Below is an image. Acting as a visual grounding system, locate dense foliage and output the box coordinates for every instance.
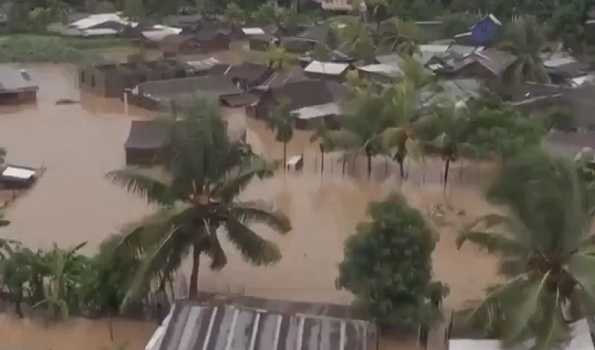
[337,194,447,329]
[458,150,595,349]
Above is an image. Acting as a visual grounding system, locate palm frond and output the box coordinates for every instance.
[456,230,526,256]
[213,157,276,203]
[106,169,175,206]
[229,201,291,234]
[224,217,281,266]
[530,289,568,350]
[568,252,595,303]
[204,221,227,270]
[322,130,363,151]
[379,127,407,151]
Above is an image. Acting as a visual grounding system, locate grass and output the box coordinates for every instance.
[0,34,135,64]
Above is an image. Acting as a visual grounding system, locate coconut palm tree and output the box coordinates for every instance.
[108,99,291,302]
[265,45,296,71]
[267,99,295,170]
[457,150,595,349]
[500,16,550,90]
[377,18,420,56]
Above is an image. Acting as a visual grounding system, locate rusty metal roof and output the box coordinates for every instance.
[155,301,377,350]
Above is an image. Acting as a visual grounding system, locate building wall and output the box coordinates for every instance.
[0,90,37,104]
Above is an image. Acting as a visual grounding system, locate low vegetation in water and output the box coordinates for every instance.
[0,35,130,64]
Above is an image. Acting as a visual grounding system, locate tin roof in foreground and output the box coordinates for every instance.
[148,299,377,350]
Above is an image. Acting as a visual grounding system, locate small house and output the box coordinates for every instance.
[125,120,170,165]
[160,30,230,56]
[357,64,403,83]
[141,25,183,46]
[0,165,38,189]
[281,37,318,54]
[79,60,195,98]
[248,34,277,51]
[470,14,502,46]
[254,80,347,129]
[0,67,38,104]
[128,75,244,110]
[145,296,378,350]
[543,56,589,86]
[304,60,350,81]
[67,12,133,37]
[224,62,273,90]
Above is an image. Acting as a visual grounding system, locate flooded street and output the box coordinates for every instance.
[0,64,500,349]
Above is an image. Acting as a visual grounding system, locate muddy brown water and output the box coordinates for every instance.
[0,63,500,349]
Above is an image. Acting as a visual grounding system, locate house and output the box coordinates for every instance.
[254,65,309,91]
[304,61,350,81]
[414,44,450,65]
[248,34,277,51]
[160,30,231,56]
[0,165,38,189]
[241,27,266,36]
[449,318,594,350]
[281,36,319,54]
[543,56,590,86]
[253,79,347,129]
[79,60,195,98]
[224,62,273,90]
[428,48,517,81]
[357,63,403,83]
[141,25,183,46]
[145,296,378,350]
[162,14,202,32]
[125,120,170,165]
[128,75,244,110]
[66,12,134,37]
[0,67,38,104]
[470,14,502,46]
[421,78,482,109]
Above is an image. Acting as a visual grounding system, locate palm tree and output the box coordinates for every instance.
[457,150,595,349]
[377,18,420,56]
[500,16,550,90]
[265,45,296,71]
[108,99,291,302]
[267,99,295,170]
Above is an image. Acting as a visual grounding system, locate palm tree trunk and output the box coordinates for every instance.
[398,159,405,179]
[14,292,23,318]
[366,153,372,178]
[283,142,287,173]
[320,149,325,175]
[443,158,451,192]
[188,242,201,299]
[342,158,346,176]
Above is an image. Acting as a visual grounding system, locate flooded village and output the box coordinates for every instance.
[1,1,595,350]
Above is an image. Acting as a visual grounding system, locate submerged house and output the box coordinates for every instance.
[469,14,502,46]
[79,60,195,98]
[160,29,231,56]
[428,48,517,82]
[224,62,273,90]
[0,67,38,104]
[304,61,350,81]
[145,296,378,350]
[0,165,38,189]
[356,63,403,84]
[125,120,170,165]
[128,75,244,110]
[543,56,590,86]
[66,12,134,37]
[253,79,347,129]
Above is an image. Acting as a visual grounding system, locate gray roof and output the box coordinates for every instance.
[153,300,377,350]
[137,76,242,108]
[0,67,38,93]
[125,120,170,150]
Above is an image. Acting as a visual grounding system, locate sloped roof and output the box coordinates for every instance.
[305,61,349,76]
[258,66,308,90]
[151,300,377,350]
[125,120,170,150]
[271,80,347,110]
[70,13,132,30]
[137,76,241,106]
[357,64,403,79]
[225,62,272,85]
[0,67,38,93]
[449,319,593,350]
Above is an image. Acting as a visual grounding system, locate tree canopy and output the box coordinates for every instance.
[337,194,447,329]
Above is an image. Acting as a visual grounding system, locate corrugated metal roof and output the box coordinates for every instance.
[292,102,341,120]
[0,67,38,93]
[154,302,376,350]
[305,61,349,76]
[449,319,593,350]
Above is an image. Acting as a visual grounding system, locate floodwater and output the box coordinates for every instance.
[0,63,501,349]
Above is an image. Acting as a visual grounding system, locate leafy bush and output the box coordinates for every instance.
[0,35,106,64]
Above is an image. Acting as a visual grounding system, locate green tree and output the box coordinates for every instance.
[224,2,245,28]
[267,100,295,169]
[265,46,296,70]
[251,2,277,26]
[123,0,145,21]
[457,150,595,349]
[500,16,550,90]
[0,239,34,317]
[107,99,291,302]
[377,18,420,56]
[337,194,447,328]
